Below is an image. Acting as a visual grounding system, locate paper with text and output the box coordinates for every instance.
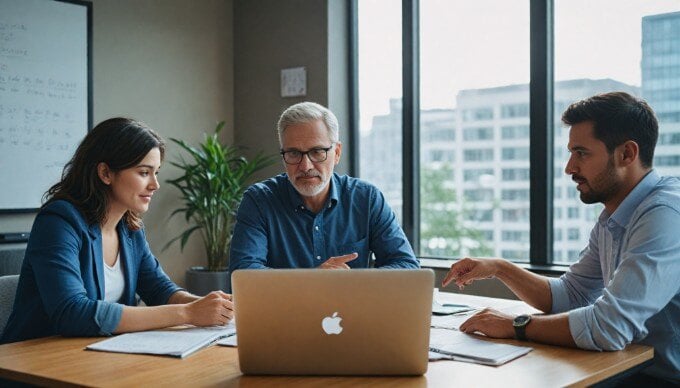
[86,324,236,358]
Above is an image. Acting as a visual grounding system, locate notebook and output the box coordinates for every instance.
[232,269,434,376]
[86,324,236,358]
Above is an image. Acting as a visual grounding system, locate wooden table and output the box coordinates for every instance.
[0,294,653,387]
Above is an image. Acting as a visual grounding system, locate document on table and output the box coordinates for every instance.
[216,334,237,347]
[429,328,532,365]
[430,313,472,330]
[86,323,236,358]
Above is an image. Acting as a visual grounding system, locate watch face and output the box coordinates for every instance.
[513,315,530,327]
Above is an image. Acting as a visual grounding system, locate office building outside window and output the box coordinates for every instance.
[357,1,679,264]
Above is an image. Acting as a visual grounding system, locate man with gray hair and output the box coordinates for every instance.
[229,102,419,271]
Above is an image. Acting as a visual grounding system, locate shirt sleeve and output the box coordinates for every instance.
[549,223,605,314]
[367,187,419,269]
[229,190,271,272]
[567,205,680,351]
[28,212,122,337]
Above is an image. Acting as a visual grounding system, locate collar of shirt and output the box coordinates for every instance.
[603,170,661,227]
[284,172,340,212]
[598,169,661,229]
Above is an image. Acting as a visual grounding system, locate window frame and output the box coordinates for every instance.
[349,0,560,267]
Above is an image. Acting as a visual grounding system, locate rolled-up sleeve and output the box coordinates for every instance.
[550,224,605,314]
[94,301,123,335]
[567,205,680,351]
[548,277,571,314]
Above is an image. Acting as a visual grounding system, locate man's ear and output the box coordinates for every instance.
[97,162,113,185]
[618,140,639,167]
[334,142,342,165]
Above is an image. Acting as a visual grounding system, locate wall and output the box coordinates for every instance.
[233,0,350,179]
[0,0,234,285]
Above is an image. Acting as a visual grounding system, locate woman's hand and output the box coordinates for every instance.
[184,291,234,326]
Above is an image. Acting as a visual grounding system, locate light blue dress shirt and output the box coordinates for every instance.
[548,170,680,382]
[229,173,419,272]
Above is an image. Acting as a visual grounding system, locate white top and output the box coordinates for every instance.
[104,252,125,303]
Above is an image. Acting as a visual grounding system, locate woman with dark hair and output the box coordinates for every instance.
[1,118,234,344]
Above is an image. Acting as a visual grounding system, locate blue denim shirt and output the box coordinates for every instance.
[548,170,680,382]
[229,173,418,272]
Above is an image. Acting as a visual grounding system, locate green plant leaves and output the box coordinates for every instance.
[164,121,276,271]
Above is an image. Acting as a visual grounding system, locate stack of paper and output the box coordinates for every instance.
[86,324,236,359]
[429,328,532,365]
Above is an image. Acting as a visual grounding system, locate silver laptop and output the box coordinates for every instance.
[232,269,434,376]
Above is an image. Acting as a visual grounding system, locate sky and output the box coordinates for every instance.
[358,0,680,132]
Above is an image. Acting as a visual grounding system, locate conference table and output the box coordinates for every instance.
[0,293,653,387]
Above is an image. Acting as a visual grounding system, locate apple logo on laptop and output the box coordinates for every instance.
[322,312,343,335]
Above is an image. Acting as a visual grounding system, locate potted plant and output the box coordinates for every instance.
[165,122,274,295]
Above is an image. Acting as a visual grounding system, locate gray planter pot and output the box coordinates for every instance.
[185,266,230,296]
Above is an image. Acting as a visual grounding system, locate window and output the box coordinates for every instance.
[501,103,529,118]
[462,108,494,122]
[464,149,494,162]
[355,0,680,266]
[501,125,530,139]
[464,188,494,202]
[553,0,680,263]
[567,228,580,241]
[463,127,494,141]
[555,228,563,241]
[464,168,494,181]
[502,230,530,243]
[501,147,530,161]
[502,168,530,181]
[426,149,455,163]
[502,208,530,223]
[567,207,580,219]
[656,155,680,166]
[465,209,494,222]
[659,132,680,145]
[501,189,530,201]
[357,0,403,221]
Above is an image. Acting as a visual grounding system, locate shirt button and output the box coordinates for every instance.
[316,256,321,260]
[315,226,319,231]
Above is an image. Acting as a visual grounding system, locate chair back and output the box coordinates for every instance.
[0,275,19,336]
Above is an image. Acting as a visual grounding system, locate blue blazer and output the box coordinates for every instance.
[1,200,181,344]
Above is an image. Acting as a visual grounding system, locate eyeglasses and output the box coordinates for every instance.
[280,144,335,165]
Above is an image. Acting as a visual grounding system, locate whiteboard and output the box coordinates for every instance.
[0,0,91,211]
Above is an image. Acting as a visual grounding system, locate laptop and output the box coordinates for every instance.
[232,269,434,376]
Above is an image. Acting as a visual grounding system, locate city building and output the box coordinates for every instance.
[642,11,680,177]
[362,79,639,263]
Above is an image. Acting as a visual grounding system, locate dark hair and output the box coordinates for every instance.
[561,91,658,168]
[44,117,165,230]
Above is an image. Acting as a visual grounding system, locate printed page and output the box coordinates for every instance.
[429,328,532,366]
[86,324,236,358]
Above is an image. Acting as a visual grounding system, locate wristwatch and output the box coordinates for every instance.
[513,314,532,341]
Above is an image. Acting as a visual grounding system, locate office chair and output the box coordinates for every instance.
[0,275,19,336]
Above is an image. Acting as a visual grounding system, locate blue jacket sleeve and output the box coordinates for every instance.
[28,211,122,337]
[368,188,419,269]
[229,190,271,272]
[133,228,182,305]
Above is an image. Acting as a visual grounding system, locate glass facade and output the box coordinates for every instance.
[358,1,680,264]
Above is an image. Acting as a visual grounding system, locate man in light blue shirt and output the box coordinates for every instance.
[442,92,679,384]
[230,102,418,272]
